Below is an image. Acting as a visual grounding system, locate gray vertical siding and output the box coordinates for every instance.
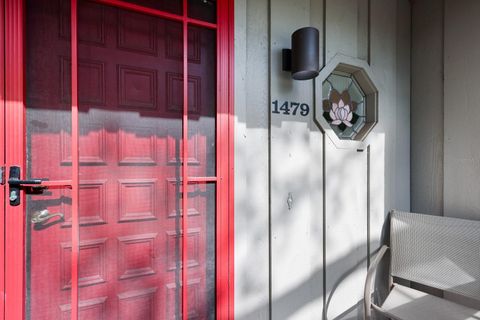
[234,0,270,318]
[411,0,480,221]
[270,0,323,318]
[411,0,444,216]
[235,0,411,318]
[443,0,480,220]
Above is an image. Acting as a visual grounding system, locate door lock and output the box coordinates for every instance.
[8,166,47,206]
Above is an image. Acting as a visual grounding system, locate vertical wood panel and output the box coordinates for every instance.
[395,0,411,212]
[368,4,411,305]
[322,1,372,319]
[444,0,480,220]
[324,141,368,319]
[270,0,324,318]
[233,0,270,318]
[325,0,369,63]
[411,0,444,215]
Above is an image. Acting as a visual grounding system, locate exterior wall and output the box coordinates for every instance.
[270,1,323,318]
[235,0,411,318]
[443,0,480,220]
[411,0,480,221]
[411,0,480,305]
[234,0,271,318]
[411,0,444,215]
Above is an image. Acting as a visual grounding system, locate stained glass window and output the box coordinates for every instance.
[322,72,366,140]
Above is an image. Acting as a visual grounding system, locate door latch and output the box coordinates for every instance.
[8,166,46,206]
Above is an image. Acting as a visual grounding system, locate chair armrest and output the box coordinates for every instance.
[364,245,389,320]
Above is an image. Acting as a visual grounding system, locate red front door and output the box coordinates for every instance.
[3,1,233,319]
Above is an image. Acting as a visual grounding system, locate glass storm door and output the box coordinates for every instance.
[3,0,233,319]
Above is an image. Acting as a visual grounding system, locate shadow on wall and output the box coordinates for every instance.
[236,244,378,320]
[235,112,388,319]
[237,216,390,320]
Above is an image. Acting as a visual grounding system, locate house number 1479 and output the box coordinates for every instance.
[271,100,310,116]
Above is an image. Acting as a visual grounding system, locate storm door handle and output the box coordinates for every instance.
[7,166,48,206]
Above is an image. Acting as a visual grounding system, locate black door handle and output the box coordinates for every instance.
[8,166,47,206]
[8,178,43,185]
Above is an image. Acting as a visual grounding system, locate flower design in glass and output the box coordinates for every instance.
[323,72,366,140]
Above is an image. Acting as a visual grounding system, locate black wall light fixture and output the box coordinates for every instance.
[282,27,319,80]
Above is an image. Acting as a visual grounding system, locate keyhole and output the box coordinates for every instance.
[9,190,18,201]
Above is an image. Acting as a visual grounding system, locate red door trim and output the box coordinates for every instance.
[4,0,26,319]
[227,0,235,315]
[181,0,190,318]
[0,0,5,317]
[3,0,235,318]
[95,0,217,29]
[70,1,80,318]
[216,0,235,318]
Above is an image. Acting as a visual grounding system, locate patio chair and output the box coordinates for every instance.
[364,210,480,320]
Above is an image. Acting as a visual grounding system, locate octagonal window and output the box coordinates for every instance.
[322,72,365,139]
[320,64,377,141]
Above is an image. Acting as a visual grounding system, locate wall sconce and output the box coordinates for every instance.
[282,27,319,80]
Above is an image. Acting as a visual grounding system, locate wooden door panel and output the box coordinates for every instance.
[25,0,216,319]
[187,26,216,178]
[60,124,108,165]
[60,180,108,227]
[59,296,108,320]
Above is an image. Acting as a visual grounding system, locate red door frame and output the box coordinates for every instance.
[0,0,5,318]
[4,1,25,320]
[2,0,234,319]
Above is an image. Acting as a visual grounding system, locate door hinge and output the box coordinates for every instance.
[0,166,5,185]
